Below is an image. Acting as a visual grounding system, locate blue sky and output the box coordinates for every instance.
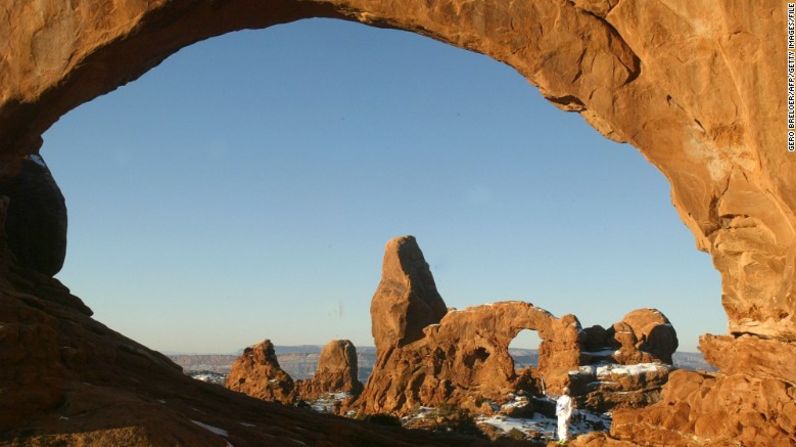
[42,18,723,353]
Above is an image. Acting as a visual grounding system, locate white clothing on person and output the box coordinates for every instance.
[556,393,574,442]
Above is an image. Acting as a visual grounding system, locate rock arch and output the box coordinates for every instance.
[1,1,792,445]
[2,1,792,342]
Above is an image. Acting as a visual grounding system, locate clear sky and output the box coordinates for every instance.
[42,18,723,353]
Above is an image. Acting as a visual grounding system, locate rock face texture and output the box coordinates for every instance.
[296,339,363,400]
[0,154,66,276]
[612,369,796,447]
[0,1,792,445]
[225,340,297,405]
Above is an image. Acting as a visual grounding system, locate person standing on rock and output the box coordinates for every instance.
[556,387,574,444]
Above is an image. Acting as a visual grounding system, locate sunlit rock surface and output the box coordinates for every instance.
[225,339,297,405]
[357,236,677,418]
[568,363,673,412]
[296,339,363,401]
[370,236,448,354]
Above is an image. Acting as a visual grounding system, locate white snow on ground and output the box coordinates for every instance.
[190,420,229,437]
[193,374,221,383]
[308,392,351,413]
[476,414,555,436]
[187,371,226,385]
[399,395,610,442]
[575,362,671,378]
[240,422,256,428]
[499,395,529,411]
[400,406,436,423]
[476,409,610,441]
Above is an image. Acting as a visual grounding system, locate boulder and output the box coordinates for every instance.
[0,154,66,276]
[225,340,296,405]
[615,308,678,364]
[581,309,678,365]
[296,339,363,400]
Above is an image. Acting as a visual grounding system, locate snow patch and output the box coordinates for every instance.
[307,392,351,414]
[401,406,436,423]
[476,409,610,440]
[573,362,670,379]
[500,396,529,411]
[190,420,229,437]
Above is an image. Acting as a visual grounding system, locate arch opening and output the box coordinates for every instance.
[38,21,720,358]
[508,329,541,373]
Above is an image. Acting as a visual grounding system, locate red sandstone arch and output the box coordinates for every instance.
[2,0,792,343]
[1,1,793,445]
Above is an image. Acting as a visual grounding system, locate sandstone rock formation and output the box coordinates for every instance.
[568,363,673,412]
[580,309,678,365]
[296,339,364,400]
[3,0,791,345]
[612,369,796,447]
[615,309,678,364]
[567,310,678,413]
[225,339,297,405]
[359,236,677,417]
[224,338,364,414]
[370,236,448,353]
[0,154,66,276]
[358,236,584,415]
[361,300,585,415]
[0,1,792,445]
